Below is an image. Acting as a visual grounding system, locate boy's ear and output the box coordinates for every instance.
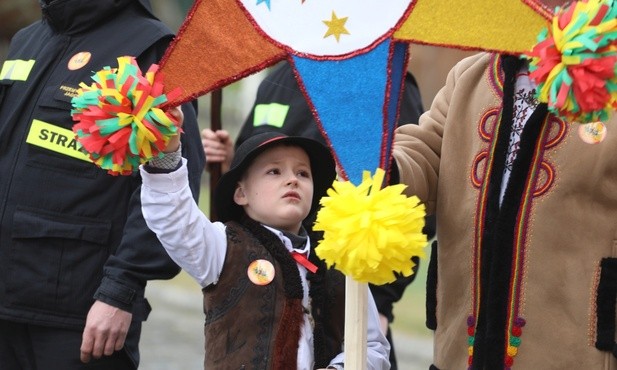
[233,184,248,206]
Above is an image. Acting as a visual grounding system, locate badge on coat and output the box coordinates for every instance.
[247,259,275,285]
[68,52,91,71]
[578,121,606,144]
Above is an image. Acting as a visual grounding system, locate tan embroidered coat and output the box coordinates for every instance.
[393,52,617,370]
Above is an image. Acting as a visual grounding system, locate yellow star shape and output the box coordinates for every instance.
[323,11,350,42]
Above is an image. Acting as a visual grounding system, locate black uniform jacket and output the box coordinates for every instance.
[0,0,204,365]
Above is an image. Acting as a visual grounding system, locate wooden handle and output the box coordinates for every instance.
[209,89,223,221]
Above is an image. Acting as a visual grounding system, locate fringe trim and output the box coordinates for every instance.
[273,299,304,369]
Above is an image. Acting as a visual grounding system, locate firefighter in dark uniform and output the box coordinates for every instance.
[0,0,204,369]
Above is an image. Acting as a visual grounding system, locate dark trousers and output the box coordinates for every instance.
[0,319,133,370]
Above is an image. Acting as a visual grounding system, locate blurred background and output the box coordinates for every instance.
[0,1,476,368]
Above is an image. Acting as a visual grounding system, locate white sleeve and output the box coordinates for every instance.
[140,159,227,287]
[366,291,391,370]
[328,287,391,370]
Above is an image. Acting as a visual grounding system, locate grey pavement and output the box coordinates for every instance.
[140,278,433,370]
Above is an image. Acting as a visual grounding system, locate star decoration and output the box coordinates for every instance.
[256,0,271,10]
[158,0,549,104]
[323,11,350,42]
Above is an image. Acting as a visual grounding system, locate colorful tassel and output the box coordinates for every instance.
[314,168,427,285]
[71,56,181,175]
[526,0,617,123]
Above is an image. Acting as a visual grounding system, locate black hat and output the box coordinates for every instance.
[214,132,336,223]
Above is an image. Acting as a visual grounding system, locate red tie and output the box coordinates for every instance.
[290,251,318,273]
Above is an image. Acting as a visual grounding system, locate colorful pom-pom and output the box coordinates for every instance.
[71,56,181,175]
[313,168,427,284]
[526,0,617,123]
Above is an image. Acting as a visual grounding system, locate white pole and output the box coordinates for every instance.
[344,277,368,370]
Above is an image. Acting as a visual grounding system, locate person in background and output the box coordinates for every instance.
[142,130,390,369]
[392,0,617,368]
[203,60,435,370]
[0,0,204,369]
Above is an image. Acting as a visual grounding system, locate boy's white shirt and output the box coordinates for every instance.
[140,159,390,370]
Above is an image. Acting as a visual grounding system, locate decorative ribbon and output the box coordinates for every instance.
[290,251,318,273]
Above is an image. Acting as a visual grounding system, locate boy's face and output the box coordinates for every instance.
[234,145,314,234]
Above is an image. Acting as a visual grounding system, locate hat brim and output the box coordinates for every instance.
[213,134,336,223]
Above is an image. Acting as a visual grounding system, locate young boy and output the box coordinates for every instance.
[140,126,390,369]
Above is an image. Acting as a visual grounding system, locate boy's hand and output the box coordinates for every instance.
[164,106,183,153]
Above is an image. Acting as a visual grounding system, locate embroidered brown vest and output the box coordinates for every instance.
[202,219,345,370]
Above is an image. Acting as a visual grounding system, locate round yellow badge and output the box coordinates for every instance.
[247,259,275,286]
[68,51,92,71]
[578,121,606,144]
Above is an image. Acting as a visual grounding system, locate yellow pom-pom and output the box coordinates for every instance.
[314,168,427,284]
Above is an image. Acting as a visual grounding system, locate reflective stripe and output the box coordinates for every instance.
[26,119,91,162]
[253,103,289,128]
[0,59,35,81]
